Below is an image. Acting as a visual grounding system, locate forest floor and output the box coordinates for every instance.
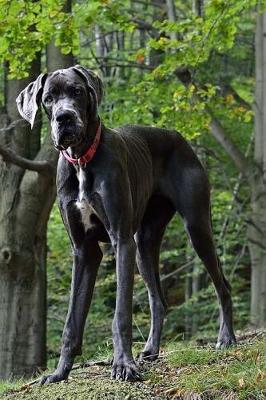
[1,331,265,400]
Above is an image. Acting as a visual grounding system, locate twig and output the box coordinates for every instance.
[20,378,40,388]
[21,359,111,390]
[71,359,111,371]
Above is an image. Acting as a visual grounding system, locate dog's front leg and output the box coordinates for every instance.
[97,169,140,381]
[111,237,140,381]
[41,241,102,384]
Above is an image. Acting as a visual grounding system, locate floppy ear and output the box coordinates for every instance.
[16,73,47,129]
[72,65,104,117]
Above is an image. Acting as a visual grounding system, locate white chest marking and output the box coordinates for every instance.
[76,168,97,231]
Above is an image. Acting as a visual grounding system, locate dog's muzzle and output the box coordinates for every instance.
[53,110,83,150]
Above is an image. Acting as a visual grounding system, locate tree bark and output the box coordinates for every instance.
[248,178,266,328]
[193,0,204,17]
[148,0,167,67]
[166,0,178,41]
[185,264,192,337]
[248,12,266,328]
[0,57,55,379]
[0,0,74,378]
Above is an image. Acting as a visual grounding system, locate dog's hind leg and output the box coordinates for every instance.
[184,216,236,347]
[167,162,236,348]
[135,196,175,361]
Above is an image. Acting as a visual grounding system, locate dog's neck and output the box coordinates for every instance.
[67,118,100,160]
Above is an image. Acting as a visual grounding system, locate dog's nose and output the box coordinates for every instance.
[56,111,74,125]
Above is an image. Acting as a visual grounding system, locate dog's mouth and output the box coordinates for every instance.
[55,135,83,151]
[54,124,84,151]
[55,141,73,151]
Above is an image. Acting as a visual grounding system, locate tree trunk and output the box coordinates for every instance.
[191,262,201,335]
[0,1,74,378]
[95,24,105,74]
[0,167,55,379]
[166,0,178,41]
[248,179,266,328]
[46,0,73,71]
[249,12,266,327]
[0,58,54,379]
[149,0,167,67]
[193,0,204,17]
[184,264,192,337]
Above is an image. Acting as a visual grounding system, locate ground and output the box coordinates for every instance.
[1,331,265,400]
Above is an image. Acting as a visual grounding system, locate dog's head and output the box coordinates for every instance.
[16,65,103,150]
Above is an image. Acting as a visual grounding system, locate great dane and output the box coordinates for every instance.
[16,65,236,383]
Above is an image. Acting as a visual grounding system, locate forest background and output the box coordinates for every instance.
[0,0,265,396]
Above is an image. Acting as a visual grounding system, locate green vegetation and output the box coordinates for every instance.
[0,381,22,398]
[166,339,266,399]
[2,334,265,399]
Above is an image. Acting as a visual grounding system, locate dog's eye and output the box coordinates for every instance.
[45,95,53,103]
[74,88,81,95]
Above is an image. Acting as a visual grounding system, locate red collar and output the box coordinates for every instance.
[62,122,101,165]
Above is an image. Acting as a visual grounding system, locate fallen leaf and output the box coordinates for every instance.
[238,377,244,388]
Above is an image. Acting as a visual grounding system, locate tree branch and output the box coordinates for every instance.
[0,143,54,175]
[79,56,154,70]
[221,84,251,109]
[207,108,251,179]
[174,67,252,179]
[0,117,43,134]
[129,17,159,37]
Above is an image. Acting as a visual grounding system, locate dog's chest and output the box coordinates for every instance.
[75,168,98,231]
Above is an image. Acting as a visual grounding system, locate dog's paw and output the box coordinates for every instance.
[39,373,67,385]
[111,359,141,381]
[137,350,159,363]
[216,334,237,349]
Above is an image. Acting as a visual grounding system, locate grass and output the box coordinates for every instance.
[164,339,266,399]
[1,333,265,400]
[0,380,22,397]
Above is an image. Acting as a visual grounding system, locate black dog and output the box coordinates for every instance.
[17,65,236,383]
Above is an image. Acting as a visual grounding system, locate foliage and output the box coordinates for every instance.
[0,0,78,78]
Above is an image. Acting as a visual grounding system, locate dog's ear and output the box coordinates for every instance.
[72,65,103,116]
[16,73,47,129]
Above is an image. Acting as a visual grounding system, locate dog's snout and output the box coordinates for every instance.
[56,110,75,125]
